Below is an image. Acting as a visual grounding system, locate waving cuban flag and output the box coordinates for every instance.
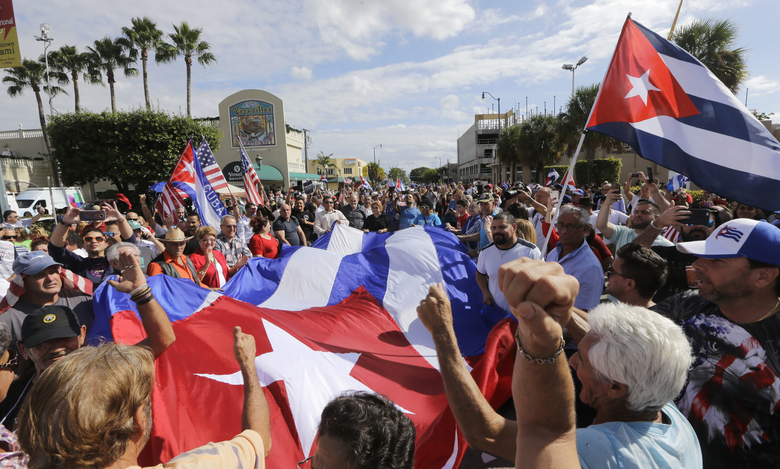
[545,168,559,187]
[586,16,780,212]
[360,175,371,190]
[667,173,690,191]
[397,177,406,191]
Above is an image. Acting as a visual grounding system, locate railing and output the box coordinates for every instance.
[0,129,44,139]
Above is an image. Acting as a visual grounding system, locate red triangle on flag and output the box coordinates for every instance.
[587,19,699,128]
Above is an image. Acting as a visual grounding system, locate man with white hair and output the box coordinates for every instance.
[416,258,701,468]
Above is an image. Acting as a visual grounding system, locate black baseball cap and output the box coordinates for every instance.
[21,305,82,349]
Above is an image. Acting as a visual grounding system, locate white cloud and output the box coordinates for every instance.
[290,67,313,80]
[744,75,779,96]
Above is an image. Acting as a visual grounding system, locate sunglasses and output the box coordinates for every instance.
[606,266,635,281]
[0,349,18,372]
[83,236,105,242]
[126,218,139,222]
[105,231,117,237]
[222,225,237,229]
[2,235,17,240]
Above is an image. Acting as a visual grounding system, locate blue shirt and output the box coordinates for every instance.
[398,207,421,230]
[478,209,500,250]
[546,239,603,310]
[412,213,441,226]
[577,403,702,469]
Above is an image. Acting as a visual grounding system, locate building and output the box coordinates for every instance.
[457,110,515,184]
[212,90,319,191]
[307,157,369,191]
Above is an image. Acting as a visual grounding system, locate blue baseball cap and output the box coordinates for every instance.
[12,251,62,276]
[677,219,780,265]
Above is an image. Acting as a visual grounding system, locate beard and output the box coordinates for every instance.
[632,218,651,230]
[697,272,753,303]
[681,227,708,241]
[493,233,508,245]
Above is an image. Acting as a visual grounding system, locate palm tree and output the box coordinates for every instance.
[159,22,216,118]
[47,45,102,112]
[366,162,385,183]
[315,151,336,176]
[671,19,747,94]
[560,84,617,183]
[3,58,66,183]
[88,37,138,113]
[119,17,167,110]
[516,115,564,183]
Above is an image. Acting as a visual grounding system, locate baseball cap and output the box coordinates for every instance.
[677,219,780,264]
[478,194,494,203]
[127,220,142,230]
[574,189,585,196]
[21,305,82,349]
[12,251,62,276]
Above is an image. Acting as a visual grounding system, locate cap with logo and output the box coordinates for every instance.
[478,194,494,203]
[676,218,780,264]
[21,305,82,349]
[12,251,62,276]
[127,220,143,231]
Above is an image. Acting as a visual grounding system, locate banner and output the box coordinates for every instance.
[0,0,22,68]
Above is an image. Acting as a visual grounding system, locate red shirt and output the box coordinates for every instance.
[249,233,279,258]
[457,213,469,229]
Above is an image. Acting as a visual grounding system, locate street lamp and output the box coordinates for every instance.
[562,56,588,98]
[481,92,501,138]
[255,155,262,169]
[34,24,54,116]
[373,144,382,165]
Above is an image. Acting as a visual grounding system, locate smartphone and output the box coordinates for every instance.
[630,173,639,178]
[684,208,711,226]
[613,183,622,192]
[80,210,106,221]
[646,166,654,182]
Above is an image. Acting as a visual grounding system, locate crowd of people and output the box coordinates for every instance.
[0,172,776,468]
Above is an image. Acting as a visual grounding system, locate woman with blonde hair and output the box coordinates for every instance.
[189,225,230,288]
[516,219,536,245]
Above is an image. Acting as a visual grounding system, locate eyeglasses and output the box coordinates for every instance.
[0,349,17,372]
[298,456,313,468]
[222,225,237,229]
[2,235,17,240]
[554,223,584,232]
[83,236,105,242]
[606,266,635,281]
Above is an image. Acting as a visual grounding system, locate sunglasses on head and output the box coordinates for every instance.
[83,236,105,242]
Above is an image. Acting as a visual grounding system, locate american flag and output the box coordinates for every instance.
[239,141,263,205]
[343,177,353,184]
[194,137,229,192]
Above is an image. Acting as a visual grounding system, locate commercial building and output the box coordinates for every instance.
[307,158,369,191]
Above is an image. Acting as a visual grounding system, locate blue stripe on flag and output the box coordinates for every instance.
[679,96,780,150]
[633,19,701,67]
[221,253,295,304]
[589,121,780,211]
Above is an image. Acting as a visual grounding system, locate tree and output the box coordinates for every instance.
[47,45,102,113]
[120,17,168,110]
[422,168,441,183]
[388,166,407,183]
[88,37,139,113]
[159,22,217,118]
[410,166,432,182]
[516,115,564,183]
[366,162,385,183]
[671,19,747,94]
[315,151,336,175]
[496,125,523,169]
[3,58,66,184]
[47,109,221,195]
[560,84,617,184]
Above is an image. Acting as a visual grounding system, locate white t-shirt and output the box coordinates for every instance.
[528,207,554,251]
[590,211,629,245]
[477,239,542,314]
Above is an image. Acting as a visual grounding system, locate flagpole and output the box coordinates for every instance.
[541,131,586,259]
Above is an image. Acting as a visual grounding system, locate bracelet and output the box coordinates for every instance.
[135,292,155,306]
[129,284,149,297]
[130,286,152,302]
[515,328,565,365]
[650,219,662,230]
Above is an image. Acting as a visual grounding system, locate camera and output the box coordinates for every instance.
[630,173,639,178]
[504,190,519,200]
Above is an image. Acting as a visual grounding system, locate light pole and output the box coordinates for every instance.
[373,144,382,165]
[34,24,55,116]
[562,56,588,98]
[481,92,501,141]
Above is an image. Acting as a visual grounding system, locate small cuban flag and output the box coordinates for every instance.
[397,178,406,191]
[667,174,690,192]
[360,175,371,190]
[320,174,328,183]
[545,168,559,187]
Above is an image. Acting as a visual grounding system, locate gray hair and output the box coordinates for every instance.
[220,215,236,225]
[558,205,590,226]
[106,242,141,263]
[587,302,693,413]
[0,322,10,355]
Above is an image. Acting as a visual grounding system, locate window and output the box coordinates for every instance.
[343,168,352,175]
[327,168,335,176]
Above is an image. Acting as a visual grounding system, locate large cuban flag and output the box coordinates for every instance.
[94,225,515,468]
[586,17,780,212]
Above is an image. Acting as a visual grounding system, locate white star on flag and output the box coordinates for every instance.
[624,69,661,105]
[195,319,411,458]
[182,160,195,177]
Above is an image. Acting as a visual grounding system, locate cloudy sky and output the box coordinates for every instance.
[3,0,778,174]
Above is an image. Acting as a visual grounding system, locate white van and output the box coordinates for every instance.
[14,187,85,214]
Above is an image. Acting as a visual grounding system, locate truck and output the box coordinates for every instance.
[14,187,85,215]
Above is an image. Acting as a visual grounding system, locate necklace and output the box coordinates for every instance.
[757,297,780,322]
[497,241,517,258]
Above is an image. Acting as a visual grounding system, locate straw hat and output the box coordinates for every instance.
[160,227,192,242]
